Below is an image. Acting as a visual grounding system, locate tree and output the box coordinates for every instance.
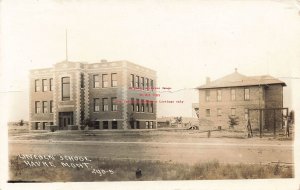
[126,112,136,129]
[174,116,183,127]
[81,118,94,130]
[19,119,24,126]
[166,120,170,126]
[289,110,294,124]
[228,116,239,129]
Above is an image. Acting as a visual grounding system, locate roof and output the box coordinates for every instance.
[197,70,286,89]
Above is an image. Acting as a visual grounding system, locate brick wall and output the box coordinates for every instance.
[29,69,54,130]
[125,63,157,129]
[264,84,284,130]
[198,86,264,130]
[30,61,156,129]
[198,84,284,130]
[29,60,157,130]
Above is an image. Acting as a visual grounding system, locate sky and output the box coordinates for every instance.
[1,0,300,121]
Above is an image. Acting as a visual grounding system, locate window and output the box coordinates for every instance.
[80,74,84,88]
[150,79,154,91]
[42,122,47,130]
[141,100,144,112]
[135,76,140,88]
[245,108,249,120]
[141,77,145,90]
[244,88,250,100]
[231,108,236,116]
[35,122,40,130]
[130,74,135,87]
[50,100,53,113]
[150,121,153,129]
[102,98,108,111]
[94,98,100,112]
[112,121,118,129]
[42,79,48,92]
[93,75,100,88]
[206,109,210,117]
[217,108,222,116]
[146,100,149,112]
[111,73,117,87]
[150,101,153,113]
[35,101,41,113]
[205,90,210,101]
[146,78,149,91]
[102,74,108,88]
[136,99,140,112]
[217,89,222,101]
[103,121,108,129]
[62,77,70,101]
[131,98,135,111]
[42,101,48,113]
[49,78,53,91]
[94,121,100,129]
[146,121,149,129]
[111,97,117,111]
[35,79,40,92]
[231,89,236,101]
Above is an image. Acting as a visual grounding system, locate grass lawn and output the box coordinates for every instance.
[9,128,293,143]
[9,155,293,182]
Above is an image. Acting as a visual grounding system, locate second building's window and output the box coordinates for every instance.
[102,98,108,111]
[111,97,117,111]
[94,98,100,112]
[111,73,117,87]
[102,74,108,88]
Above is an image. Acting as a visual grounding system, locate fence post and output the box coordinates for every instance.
[273,109,276,138]
[259,110,262,138]
[287,108,289,137]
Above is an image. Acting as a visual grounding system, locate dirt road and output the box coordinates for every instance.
[9,139,293,165]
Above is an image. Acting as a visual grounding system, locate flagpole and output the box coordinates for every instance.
[65,29,68,61]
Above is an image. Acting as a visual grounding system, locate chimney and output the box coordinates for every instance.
[101,59,107,63]
[206,77,210,84]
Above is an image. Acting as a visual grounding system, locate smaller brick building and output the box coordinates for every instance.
[196,69,286,130]
[29,60,157,130]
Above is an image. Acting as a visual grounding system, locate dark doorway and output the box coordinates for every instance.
[136,121,140,129]
[130,121,134,129]
[59,112,73,130]
[42,122,47,130]
[112,121,118,129]
[35,122,39,130]
[94,121,100,129]
[103,121,108,129]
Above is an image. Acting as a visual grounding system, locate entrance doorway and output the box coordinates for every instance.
[130,121,134,129]
[59,112,73,129]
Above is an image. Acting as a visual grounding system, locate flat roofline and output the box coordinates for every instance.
[30,60,156,73]
[30,68,53,72]
[122,60,156,73]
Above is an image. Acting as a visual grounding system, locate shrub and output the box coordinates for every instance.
[228,116,239,129]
